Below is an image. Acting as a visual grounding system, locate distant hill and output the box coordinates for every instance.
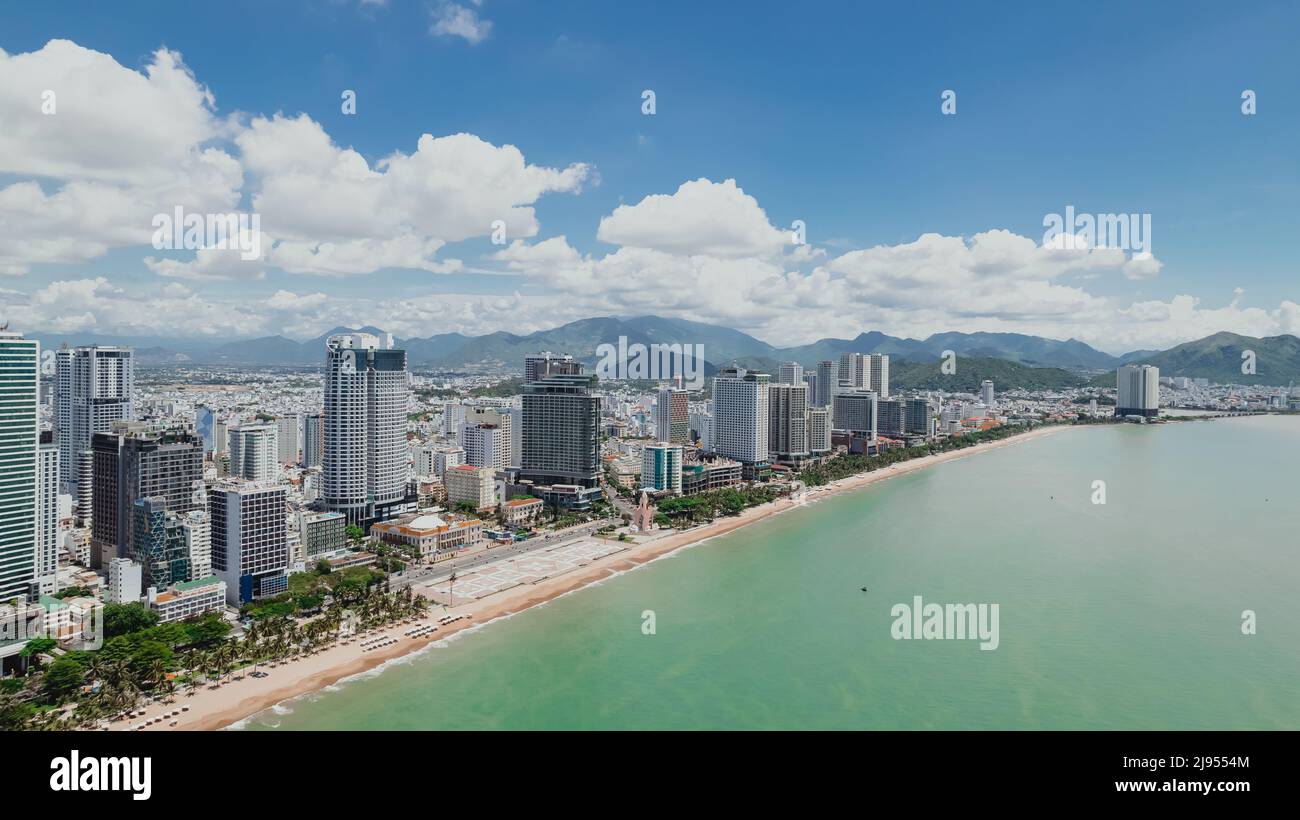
[20,317,1300,387]
[889,356,1088,392]
[1097,332,1300,385]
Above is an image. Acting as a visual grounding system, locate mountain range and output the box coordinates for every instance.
[23,317,1300,387]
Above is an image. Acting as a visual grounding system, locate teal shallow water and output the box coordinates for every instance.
[247,417,1300,730]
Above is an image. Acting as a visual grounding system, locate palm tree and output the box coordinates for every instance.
[446,571,458,610]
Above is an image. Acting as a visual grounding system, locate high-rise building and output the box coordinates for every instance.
[461,407,512,470]
[130,496,191,589]
[654,386,689,444]
[301,413,324,468]
[0,330,39,601]
[90,424,204,568]
[868,354,890,398]
[1116,365,1160,418]
[778,362,804,386]
[877,399,904,437]
[194,406,216,455]
[210,481,289,604]
[277,414,300,464]
[520,362,600,488]
[712,367,770,464]
[444,464,497,511]
[54,345,133,494]
[768,383,809,463]
[904,398,932,436]
[35,432,59,596]
[981,380,995,408]
[833,390,878,437]
[641,443,683,494]
[838,353,867,389]
[75,449,94,526]
[228,423,279,481]
[807,407,832,455]
[814,360,836,408]
[323,333,414,527]
[524,352,580,384]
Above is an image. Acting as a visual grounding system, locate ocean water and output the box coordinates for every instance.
[246,417,1300,730]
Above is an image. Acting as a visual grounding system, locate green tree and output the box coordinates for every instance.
[103,602,160,637]
[44,657,85,700]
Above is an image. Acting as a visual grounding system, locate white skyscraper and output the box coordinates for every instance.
[712,367,769,464]
[838,353,868,389]
[981,379,995,408]
[228,423,279,481]
[1116,364,1160,418]
[642,443,683,494]
[182,510,212,582]
[323,333,413,526]
[54,345,133,493]
[461,407,512,471]
[778,362,804,387]
[807,406,832,455]
[0,330,39,601]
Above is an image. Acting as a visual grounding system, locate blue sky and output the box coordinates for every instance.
[1,0,1297,351]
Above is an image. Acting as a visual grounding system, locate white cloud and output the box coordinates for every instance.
[430,2,493,44]
[596,178,788,258]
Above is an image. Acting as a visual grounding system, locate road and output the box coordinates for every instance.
[388,517,621,591]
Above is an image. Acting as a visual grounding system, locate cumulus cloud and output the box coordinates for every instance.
[596,178,788,258]
[429,2,493,44]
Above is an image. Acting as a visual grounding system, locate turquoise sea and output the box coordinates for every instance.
[245,416,1300,730]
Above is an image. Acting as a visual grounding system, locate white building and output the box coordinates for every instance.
[54,345,133,494]
[778,362,804,386]
[868,354,890,398]
[1116,364,1160,418]
[807,406,832,455]
[981,380,995,408]
[444,464,497,511]
[228,423,279,481]
[323,333,412,526]
[689,405,714,450]
[712,368,770,464]
[461,407,512,470]
[181,510,211,582]
[106,557,143,604]
[148,576,226,623]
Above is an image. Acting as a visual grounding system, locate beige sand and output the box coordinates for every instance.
[122,423,1075,732]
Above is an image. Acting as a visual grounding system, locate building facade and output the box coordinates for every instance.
[712,367,770,465]
[0,331,39,601]
[54,346,134,494]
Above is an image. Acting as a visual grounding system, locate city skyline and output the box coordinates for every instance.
[2,3,1299,354]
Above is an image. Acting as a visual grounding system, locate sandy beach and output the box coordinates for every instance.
[126,423,1075,732]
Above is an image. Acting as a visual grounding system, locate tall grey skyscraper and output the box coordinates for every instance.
[1116,364,1160,418]
[520,361,600,488]
[277,414,300,464]
[833,390,878,438]
[814,360,835,408]
[524,352,580,384]
[712,367,770,465]
[91,424,204,568]
[301,413,324,468]
[461,407,512,471]
[838,352,867,389]
[980,379,995,408]
[768,383,809,463]
[868,354,890,398]
[0,330,39,601]
[54,345,133,493]
[323,333,413,526]
[36,432,59,596]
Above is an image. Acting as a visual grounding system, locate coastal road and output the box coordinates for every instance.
[389,517,621,592]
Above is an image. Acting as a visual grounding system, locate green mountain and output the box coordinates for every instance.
[1095,332,1300,386]
[890,356,1088,392]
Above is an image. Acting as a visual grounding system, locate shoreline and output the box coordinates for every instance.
[131,423,1077,732]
